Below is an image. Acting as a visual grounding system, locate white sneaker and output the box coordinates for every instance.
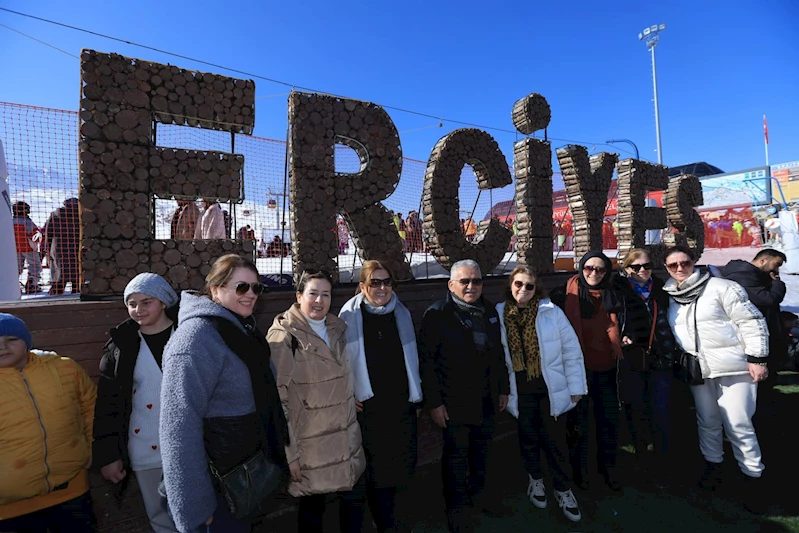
[555,488,582,522]
[526,476,547,508]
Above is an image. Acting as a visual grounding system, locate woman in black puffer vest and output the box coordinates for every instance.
[614,248,682,488]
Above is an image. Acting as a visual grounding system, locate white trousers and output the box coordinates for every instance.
[135,467,179,533]
[690,374,764,477]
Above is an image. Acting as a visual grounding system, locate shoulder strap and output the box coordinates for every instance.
[692,302,701,355]
[290,334,298,355]
[646,300,657,353]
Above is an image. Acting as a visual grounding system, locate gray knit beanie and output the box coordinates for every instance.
[124,273,179,308]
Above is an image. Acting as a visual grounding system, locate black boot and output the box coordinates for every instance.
[446,509,473,533]
[742,474,767,514]
[698,461,723,491]
[602,468,622,491]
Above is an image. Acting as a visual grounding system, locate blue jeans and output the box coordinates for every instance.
[621,367,672,455]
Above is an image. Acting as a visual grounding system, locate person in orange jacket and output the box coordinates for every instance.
[0,313,98,531]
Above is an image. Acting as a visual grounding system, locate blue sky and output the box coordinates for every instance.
[1,0,797,174]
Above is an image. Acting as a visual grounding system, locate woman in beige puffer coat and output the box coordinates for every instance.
[267,270,366,532]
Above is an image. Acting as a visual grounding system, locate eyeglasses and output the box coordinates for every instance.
[457,278,483,286]
[583,266,606,274]
[666,260,693,272]
[232,282,266,296]
[628,263,653,273]
[513,280,535,291]
[369,277,393,288]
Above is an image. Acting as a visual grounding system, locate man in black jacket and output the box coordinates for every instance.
[419,259,510,533]
[93,273,179,533]
[723,249,787,369]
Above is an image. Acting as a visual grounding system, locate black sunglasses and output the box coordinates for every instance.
[583,265,606,274]
[628,262,653,272]
[513,280,535,291]
[457,278,483,286]
[368,277,393,288]
[232,281,266,296]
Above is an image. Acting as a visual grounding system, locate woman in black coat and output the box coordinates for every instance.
[338,260,423,532]
[614,248,682,487]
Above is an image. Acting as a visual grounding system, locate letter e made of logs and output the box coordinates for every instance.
[79,49,256,296]
[615,158,669,264]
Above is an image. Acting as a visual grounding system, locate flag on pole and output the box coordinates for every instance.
[764,115,769,145]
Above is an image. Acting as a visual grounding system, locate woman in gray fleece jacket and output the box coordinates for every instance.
[160,255,286,533]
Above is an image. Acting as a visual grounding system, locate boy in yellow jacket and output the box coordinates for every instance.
[0,313,98,531]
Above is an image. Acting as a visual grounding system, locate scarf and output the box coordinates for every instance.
[628,277,653,301]
[451,293,488,351]
[211,316,289,466]
[504,297,542,380]
[663,270,711,305]
[576,251,620,318]
[565,274,623,360]
[339,292,422,403]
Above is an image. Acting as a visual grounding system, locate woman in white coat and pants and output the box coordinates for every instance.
[662,246,769,513]
[497,266,588,523]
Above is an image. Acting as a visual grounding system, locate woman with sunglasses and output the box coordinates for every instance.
[613,248,682,487]
[550,251,623,491]
[160,254,287,533]
[267,270,366,532]
[338,260,422,532]
[662,246,768,511]
[498,266,587,522]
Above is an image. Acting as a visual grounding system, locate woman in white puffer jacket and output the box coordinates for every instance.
[497,266,587,523]
[662,246,769,512]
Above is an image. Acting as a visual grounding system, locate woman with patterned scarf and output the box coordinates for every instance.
[550,251,624,492]
[662,246,769,513]
[498,266,587,523]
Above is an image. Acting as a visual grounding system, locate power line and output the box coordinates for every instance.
[0,7,653,161]
[0,22,79,59]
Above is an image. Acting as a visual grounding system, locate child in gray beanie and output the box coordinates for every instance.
[123,273,179,308]
[94,273,179,533]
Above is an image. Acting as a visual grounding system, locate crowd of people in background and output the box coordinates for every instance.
[1,240,791,533]
[12,198,81,295]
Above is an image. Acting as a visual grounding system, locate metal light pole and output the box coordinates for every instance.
[639,24,666,165]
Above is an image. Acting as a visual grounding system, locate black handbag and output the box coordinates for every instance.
[673,304,705,386]
[674,351,704,386]
[209,450,283,519]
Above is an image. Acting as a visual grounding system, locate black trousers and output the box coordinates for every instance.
[567,368,620,475]
[0,492,97,533]
[341,471,398,533]
[517,392,572,492]
[441,415,495,512]
[297,476,367,533]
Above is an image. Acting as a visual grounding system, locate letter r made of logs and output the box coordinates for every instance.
[287,91,410,282]
[78,49,256,296]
